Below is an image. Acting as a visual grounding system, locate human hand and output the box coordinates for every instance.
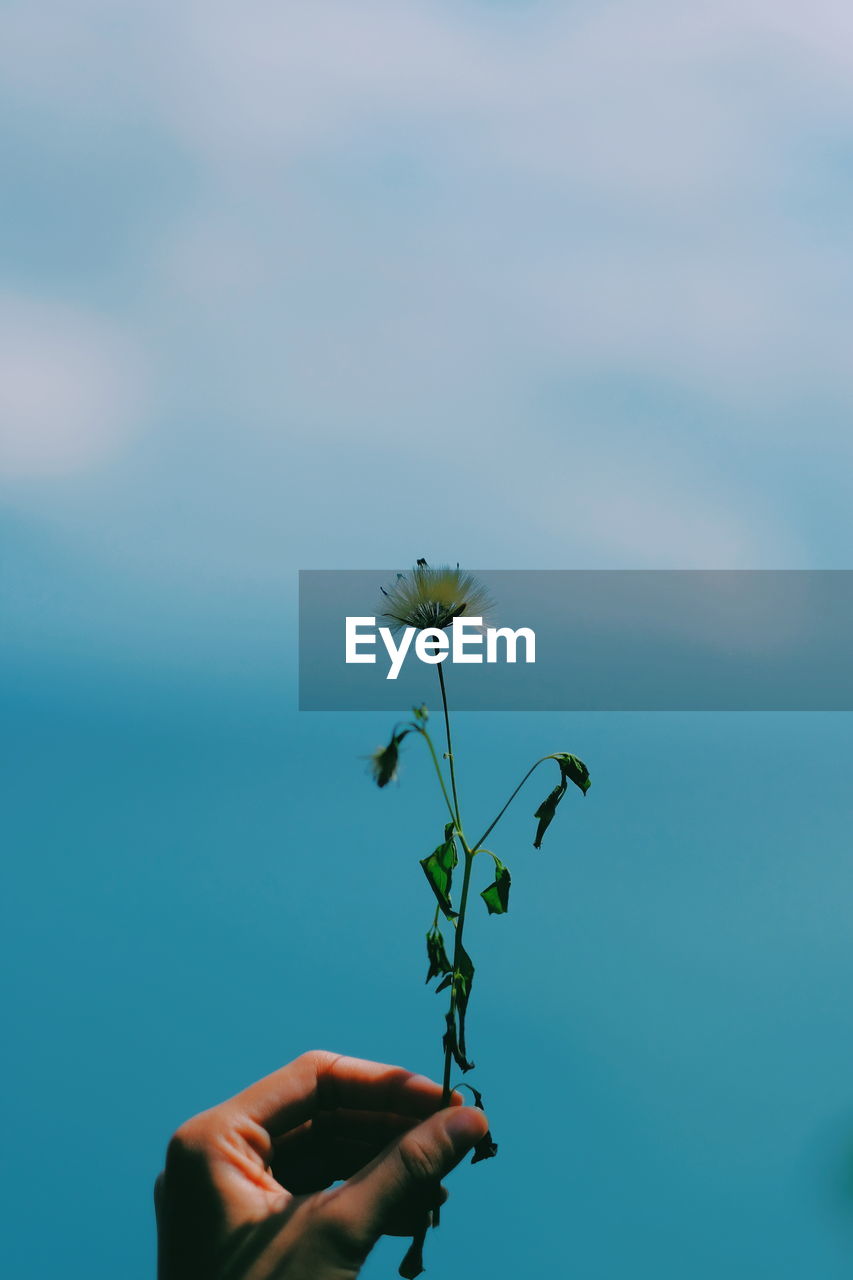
[154,1050,489,1279]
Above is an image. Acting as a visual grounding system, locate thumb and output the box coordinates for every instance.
[319,1105,489,1256]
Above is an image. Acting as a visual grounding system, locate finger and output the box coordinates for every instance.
[272,1137,393,1192]
[233,1051,456,1140]
[273,1108,417,1155]
[271,1119,411,1188]
[271,1113,437,1192]
[320,1106,488,1254]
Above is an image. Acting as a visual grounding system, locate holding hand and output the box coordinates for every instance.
[155,1050,489,1279]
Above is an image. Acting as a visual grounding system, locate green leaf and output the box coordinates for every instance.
[369,729,410,788]
[532,754,591,845]
[452,943,475,1065]
[412,703,429,723]
[533,780,567,849]
[441,949,476,1073]
[425,926,453,983]
[453,942,474,1012]
[480,858,511,915]
[420,833,458,919]
[555,752,591,795]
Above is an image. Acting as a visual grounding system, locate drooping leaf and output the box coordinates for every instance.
[471,1132,499,1164]
[435,972,452,993]
[452,943,475,1065]
[425,926,453,983]
[452,943,474,1014]
[443,1010,474,1073]
[454,1083,498,1163]
[480,858,511,915]
[532,779,566,849]
[398,1221,428,1278]
[420,832,459,920]
[555,752,591,795]
[369,729,410,788]
[459,1083,485,1110]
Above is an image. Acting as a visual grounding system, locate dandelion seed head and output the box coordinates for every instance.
[378,563,493,635]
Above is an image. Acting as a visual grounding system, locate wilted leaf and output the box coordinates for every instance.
[453,943,474,1013]
[461,1084,485,1110]
[425,926,453,983]
[452,944,475,1065]
[398,1222,427,1278]
[370,729,410,788]
[555,753,591,795]
[443,1010,474,1073]
[471,1132,499,1164]
[455,1083,498,1163]
[420,831,458,920]
[533,780,566,849]
[480,858,511,915]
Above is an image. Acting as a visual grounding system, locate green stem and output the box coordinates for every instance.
[437,663,462,829]
[433,666,468,1232]
[441,830,475,1104]
[470,755,556,853]
[414,725,457,827]
[435,663,465,1107]
[433,830,474,1234]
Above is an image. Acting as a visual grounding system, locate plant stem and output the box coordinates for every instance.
[437,663,461,829]
[434,664,466,1102]
[433,830,474,1233]
[470,755,555,853]
[415,726,457,827]
[441,831,475,1101]
[433,665,467,1233]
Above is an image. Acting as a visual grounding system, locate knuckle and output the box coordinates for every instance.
[297,1048,336,1069]
[397,1130,445,1185]
[297,1049,345,1106]
[293,1048,338,1082]
[165,1116,212,1170]
[297,1044,338,1075]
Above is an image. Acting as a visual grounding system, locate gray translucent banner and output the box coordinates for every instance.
[298,570,853,711]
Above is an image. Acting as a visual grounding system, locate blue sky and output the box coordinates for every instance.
[3,3,853,1277]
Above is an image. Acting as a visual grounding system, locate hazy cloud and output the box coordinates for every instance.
[0,295,144,479]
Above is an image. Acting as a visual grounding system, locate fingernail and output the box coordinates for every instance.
[444,1106,489,1147]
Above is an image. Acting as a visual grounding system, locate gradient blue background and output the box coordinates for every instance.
[3,3,853,1276]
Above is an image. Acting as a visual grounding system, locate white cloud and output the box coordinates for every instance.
[0,0,851,569]
[122,0,853,418]
[0,296,144,479]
